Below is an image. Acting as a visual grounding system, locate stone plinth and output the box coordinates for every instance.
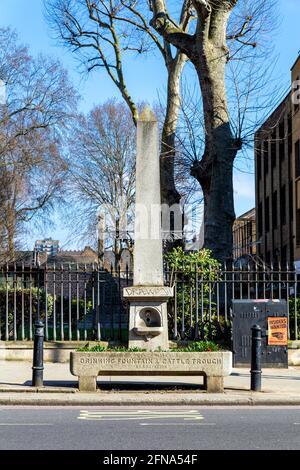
[124,286,173,351]
[70,351,232,393]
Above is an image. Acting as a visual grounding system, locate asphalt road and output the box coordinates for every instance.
[0,406,299,450]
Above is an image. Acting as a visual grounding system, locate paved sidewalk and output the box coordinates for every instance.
[0,361,299,405]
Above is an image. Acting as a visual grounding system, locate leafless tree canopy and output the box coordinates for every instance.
[0,27,77,261]
[65,99,136,252]
[44,0,195,210]
[44,0,159,124]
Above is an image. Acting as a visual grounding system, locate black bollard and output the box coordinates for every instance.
[250,324,262,392]
[32,320,44,387]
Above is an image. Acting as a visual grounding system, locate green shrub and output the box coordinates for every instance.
[177,341,220,352]
[288,298,300,340]
[77,341,221,352]
[165,248,231,342]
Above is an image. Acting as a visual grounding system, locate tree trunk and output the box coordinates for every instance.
[160,53,186,207]
[160,52,187,249]
[190,9,237,263]
[194,153,235,262]
[3,174,16,260]
[6,207,16,260]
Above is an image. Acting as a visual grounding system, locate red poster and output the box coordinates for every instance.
[268,317,288,346]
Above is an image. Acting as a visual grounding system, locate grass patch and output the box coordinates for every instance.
[176,341,220,352]
[77,344,147,352]
[77,341,221,353]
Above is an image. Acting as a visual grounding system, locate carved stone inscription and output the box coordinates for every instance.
[79,356,223,367]
[123,286,173,298]
[71,352,233,378]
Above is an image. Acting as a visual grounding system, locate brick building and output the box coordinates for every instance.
[254,56,300,266]
[292,55,300,268]
[255,92,293,266]
[232,208,257,261]
[255,54,300,267]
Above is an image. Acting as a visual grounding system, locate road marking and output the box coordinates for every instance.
[0,423,53,426]
[78,410,204,422]
[79,410,199,414]
[139,423,216,426]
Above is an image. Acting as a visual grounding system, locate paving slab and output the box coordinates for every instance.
[1,361,300,390]
[0,361,299,405]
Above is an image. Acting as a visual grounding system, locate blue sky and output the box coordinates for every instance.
[1,0,300,249]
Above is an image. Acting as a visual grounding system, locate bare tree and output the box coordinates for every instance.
[0,27,77,260]
[150,0,277,261]
[66,99,136,268]
[44,0,194,209]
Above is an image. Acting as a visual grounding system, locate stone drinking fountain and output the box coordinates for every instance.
[123,107,173,351]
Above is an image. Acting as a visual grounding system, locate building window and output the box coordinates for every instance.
[272,190,278,229]
[256,146,262,181]
[279,120,285,161]
[288,114,292,158]
[263,140,269,175]
[297,210,300,247]
[296,180,300,246]
[281,245,287,266]
[258,202,263,236]
[294,75,300,114]
[280,185,286,226]
[265,196,270,232]
[296,140,300,179]
[289,180,294,222]
[271,130,277,169]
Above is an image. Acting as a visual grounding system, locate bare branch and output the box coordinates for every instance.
[150,1,195,56]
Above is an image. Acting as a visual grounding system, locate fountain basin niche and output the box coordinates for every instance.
[124,286,173,351]
[133,307,163,339]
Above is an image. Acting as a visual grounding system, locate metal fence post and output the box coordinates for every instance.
[250,324,262,392]
[32,320,44,387]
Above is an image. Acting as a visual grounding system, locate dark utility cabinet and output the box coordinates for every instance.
[232,299,288,368]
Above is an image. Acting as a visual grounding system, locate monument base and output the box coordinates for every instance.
[128,301,169,351]
[123,286,173,351]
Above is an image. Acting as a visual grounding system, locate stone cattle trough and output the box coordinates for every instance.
[70,351,232,393]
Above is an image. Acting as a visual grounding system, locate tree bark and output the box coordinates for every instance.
[6,203,16,260]
[190,7,237,262]
[160,52,188,249]
[192,147,235,263]
[161,53,187,207]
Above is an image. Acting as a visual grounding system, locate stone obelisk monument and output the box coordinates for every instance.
[123,107,173,351]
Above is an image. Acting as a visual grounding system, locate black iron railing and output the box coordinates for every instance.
[0,262,299,342]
